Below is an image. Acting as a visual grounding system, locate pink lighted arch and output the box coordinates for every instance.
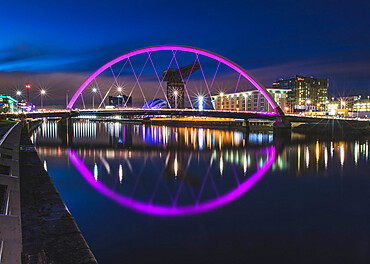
[67,45,280,113]
[68,146,275,217]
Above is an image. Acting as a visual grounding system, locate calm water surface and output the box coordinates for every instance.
[34,120,370,264]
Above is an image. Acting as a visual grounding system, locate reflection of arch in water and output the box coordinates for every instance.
[69,145,275,217]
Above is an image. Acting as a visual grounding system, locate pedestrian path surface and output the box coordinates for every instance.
[19,125,97,263]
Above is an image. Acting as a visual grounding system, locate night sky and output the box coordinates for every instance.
[0,0,369,106]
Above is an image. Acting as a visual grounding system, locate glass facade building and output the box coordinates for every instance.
[273,75,328,112]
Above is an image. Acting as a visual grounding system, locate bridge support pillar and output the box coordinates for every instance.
[57,117,73,146]
[242,120,250,132]
[273,116,291,136]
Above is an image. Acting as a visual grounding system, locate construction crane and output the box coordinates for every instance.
[163,61,200,109]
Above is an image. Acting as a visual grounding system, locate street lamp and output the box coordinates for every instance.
[92,87,97,109]
[340,100,346,109]
[16,91,22,102]
[198,95,204,111]
[40,90,46,109]
[25,84,31,104]
[117,87,123,108]
[173,90,178,109]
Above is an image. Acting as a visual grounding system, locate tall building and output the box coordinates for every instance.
[211,88,290,112]
[273,75,328,112]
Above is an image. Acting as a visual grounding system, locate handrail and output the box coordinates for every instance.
[0,122,20,147]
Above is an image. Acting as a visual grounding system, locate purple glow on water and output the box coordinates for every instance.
[68,145,276,217]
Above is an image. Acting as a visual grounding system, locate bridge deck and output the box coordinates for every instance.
[2,108,278,120]
[1,109,370,127]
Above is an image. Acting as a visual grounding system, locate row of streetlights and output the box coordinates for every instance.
[16,89,46,109]
[171,90,204,111]
[15,84,123,110]
[16,85,204,110]
[91,86,123,109]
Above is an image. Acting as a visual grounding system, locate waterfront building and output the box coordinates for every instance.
[327,101,339,115]
[339,96,361,110]
[353,99,370,117]
[0,95,17,113]
[273,75,328,112]
[328,95,361,111]
[211,88,290,112]
[326,101,349,117]
[108,95,132,107]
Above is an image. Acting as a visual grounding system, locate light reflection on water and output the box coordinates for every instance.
[34,120,370,178]
[35,120,274,148]
[33,120,370,263]
[67,146,275,216]
[34,120,277,216]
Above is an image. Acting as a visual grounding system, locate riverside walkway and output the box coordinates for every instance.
[0,121,97,264]
[0,121,22,263]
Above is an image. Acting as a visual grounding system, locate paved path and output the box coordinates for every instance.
[0,121,22,264]
[19,124,97,264]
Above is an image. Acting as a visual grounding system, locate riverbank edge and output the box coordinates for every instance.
[19,122,97,264]
[292,122,370,136]
[142,118,248,129]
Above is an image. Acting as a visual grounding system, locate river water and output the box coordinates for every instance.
[33,120,370,264]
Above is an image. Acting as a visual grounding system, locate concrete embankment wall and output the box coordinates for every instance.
[0,122,23,264]
[19,122,97,264]
[292,121,370,137]
[142,118,247,129]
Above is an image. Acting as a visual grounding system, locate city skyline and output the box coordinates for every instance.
[0,0,369,106]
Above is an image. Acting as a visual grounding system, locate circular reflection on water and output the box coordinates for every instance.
[35,120,276,217]
[68,146,275,217]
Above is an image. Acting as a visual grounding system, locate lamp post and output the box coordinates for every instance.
[16,91,22,100]
[92,87,97,109]
[173,90,178,109]
[40,90,46,109]
[117,87,123,108]
[25,84,31,104]
[198,95,204,111]
[66,90,69,109]
[340,100,346,109]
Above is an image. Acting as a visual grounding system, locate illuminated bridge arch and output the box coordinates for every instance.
[67,45,284,117]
